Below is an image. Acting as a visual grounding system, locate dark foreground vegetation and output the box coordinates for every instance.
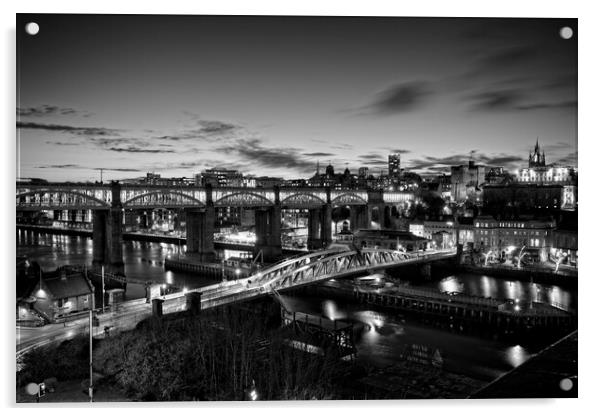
[18,302,352,401]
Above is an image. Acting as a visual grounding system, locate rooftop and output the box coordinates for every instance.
[40,273,94,299]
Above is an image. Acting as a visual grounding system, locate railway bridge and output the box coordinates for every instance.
[16,181,415,271]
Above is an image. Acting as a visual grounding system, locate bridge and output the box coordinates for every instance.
[16,247,456,367]
[158,247,458,315]
[16,181,416,269]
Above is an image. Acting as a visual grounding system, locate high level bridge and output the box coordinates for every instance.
[16,181,415,271]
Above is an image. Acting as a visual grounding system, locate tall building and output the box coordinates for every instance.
[388,154,401,178]
[358,167,369,179]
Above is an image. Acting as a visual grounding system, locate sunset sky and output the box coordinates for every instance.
[17,14,577,182]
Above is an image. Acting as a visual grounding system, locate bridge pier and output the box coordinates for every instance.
[254,206,282,262]
[307,204,332,250]
[308,208,321,250]
[92,207,124,274]
[349,205,369,231]
[186,207,216,262]
[368,204,386,229]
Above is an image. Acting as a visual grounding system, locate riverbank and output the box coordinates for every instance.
[16,224,304,255]
[456,264,577,288]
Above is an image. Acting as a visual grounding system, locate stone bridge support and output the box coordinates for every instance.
[92,209,124,275]
[254,206,282,263]
[308,204,333,250]
[368,203,386,229]
[349,205,369,231]
[186,207,216,263]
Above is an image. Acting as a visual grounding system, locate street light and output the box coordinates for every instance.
[244,379,259,401]
[517,245,527,269]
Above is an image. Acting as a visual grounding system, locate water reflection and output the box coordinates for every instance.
[17,230,218,300]
[434,274,575,311]
[282,295,539,381]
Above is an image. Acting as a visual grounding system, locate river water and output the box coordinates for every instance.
[17,229,577,382]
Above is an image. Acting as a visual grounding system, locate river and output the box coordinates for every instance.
[17,229,577,382]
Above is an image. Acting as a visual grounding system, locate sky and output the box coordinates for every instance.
[16,14,577,182]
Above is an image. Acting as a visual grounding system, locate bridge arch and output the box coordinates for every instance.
[123,191,205,208]
[215,191,273,207]
[331,192,368,205]
[16,189,110,208]
[280,192,327,207]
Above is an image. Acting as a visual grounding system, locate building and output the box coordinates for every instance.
[518,140,577,185]
[358,167,369,179]
[485,167,514,185]
[450,160,486,203]
[308,162,357,189]
[473,216,555,262]
[483,183,577,213]
[22,271,95,322]
[254,176,283,188]
[388,154,401,178]
[199,168,244,187]
[551,212,578,267]
[353,229,430,252]
[142,173,191,186]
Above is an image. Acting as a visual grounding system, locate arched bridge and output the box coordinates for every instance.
[162,247,457,312]
[16,181,414,210]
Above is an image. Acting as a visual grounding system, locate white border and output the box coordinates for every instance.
[2,1,600,415]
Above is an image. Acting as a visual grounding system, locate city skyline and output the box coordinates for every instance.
[17,15,577,182]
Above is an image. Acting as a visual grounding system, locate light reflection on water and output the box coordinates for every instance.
[281,294,539,381]
[17,230,218,299]
[434,274,575,311]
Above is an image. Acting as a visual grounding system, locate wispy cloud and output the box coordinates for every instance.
[361,81,432,115]
[215,138,316,173]
[468,89,523,111]
[36,164,141,172]
[17,121,118,136]
[303,152,336,157]
[107,146,175,154]
[17,105,93,118]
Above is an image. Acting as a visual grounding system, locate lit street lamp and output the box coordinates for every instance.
[517,245,527,269]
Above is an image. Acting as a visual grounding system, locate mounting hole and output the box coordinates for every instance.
[25,22,40,36]
[559,26,573,40]
[559,377,573,391]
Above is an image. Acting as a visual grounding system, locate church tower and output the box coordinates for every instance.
[528,138,546,168]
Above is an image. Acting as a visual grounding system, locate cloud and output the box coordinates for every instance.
[37,164,81,169]
[515,100,577,111]
[17,121,117,136]
[468,89,523,111]
[45,140,79,146]
[476,46,537,71]
[36,164,141,172]
[215,138,316,173]
[107,146,174,154]
[385,148,411,154]
[406,152,525,172]
[554,151,578,166]
[17,105,93,118]
[467,89,577,112]
[196,120,238,134]
[94,167,142,172]
[303,152,336,157]
[365,81,431,115]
